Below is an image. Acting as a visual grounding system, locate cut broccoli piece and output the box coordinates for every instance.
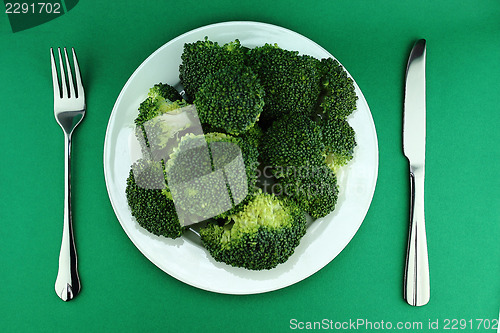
[247,43,321,120]
[194,65,265,135]
[135,83,184,127]
[179,37,246,101]
[276,166,338,219]
[318,57,358,119]
[164,132,259,224]
[200,192,307,270]
[261,111,356,176]
[148,82,183,103]
[134,83,193,160]
[260,113,325,178]
[238,123,264,149]
[125,158,184,238]
[321,116,357,171]
[262,113,341,217]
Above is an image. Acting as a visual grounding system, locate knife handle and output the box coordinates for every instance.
[404,165,430,306]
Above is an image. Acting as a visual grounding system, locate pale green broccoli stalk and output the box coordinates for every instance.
[134,83,196,160]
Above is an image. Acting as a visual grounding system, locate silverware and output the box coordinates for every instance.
[403,39,430,306]
[51,47,85,301]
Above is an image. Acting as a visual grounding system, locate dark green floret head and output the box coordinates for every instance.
[320,116,357,171]
[200,192,307,270]
[179,37,246,101]
[125,158,184,239]
[247,43,322,120]
[238,123,264,149]
[194,65,265,135]
[276,166,339,219]
[318,57,358,119]
[260,113,325,178]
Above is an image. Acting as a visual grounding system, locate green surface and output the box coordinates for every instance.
[1,1,499,332]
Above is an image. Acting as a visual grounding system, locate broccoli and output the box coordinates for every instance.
[134,83,184,128]
[321,115,357,171]
[238,123,264,149]
[247,43,321,120]
[276,166,338,219]
[164,132,259,224]
[124,39,361,270]
[260,113,325,178]
[125,158,184,238]
[134,83,194,160]
[179,37,246,101]
[200,192,307,270]
[318,57,358,119]
[194,65,265,135]
[200,120,264,149]
[260,113,352,218]
[261,111,356,175]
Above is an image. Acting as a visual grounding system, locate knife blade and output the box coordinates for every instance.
[403,39,430,306]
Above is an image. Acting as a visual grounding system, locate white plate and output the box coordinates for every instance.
[104,21,378,294]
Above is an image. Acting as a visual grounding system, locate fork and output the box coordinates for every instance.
[51,47,85,301]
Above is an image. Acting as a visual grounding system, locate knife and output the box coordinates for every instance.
[403,39,430,306]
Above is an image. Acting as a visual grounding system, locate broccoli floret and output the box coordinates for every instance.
[134,83,203,161]
[194,65,265,135]
[164,132,259,224]
[260,113,325,178]
[261,113,341,217]
[149,82,183,103]
[135,83,184,127]
[200,192,307,270]
[318,58,358,119]
[261,111,356,176]
[276,166,338,219]
[238,123,264,149]
[200,117,264,149]
[179,37,246,101]
[247,43,321,120]
[321,116,357,171]
[125,158,184,238]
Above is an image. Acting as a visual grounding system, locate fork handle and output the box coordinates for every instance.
[404,166,430,306]
[55,132,81,301]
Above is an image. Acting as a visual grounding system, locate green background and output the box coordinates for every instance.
[1,1,499,332]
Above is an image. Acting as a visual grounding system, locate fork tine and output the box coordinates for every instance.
[50,48,61,99]
[71,48,84,99]
[63,48,76,99]
[57,48,68,99]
